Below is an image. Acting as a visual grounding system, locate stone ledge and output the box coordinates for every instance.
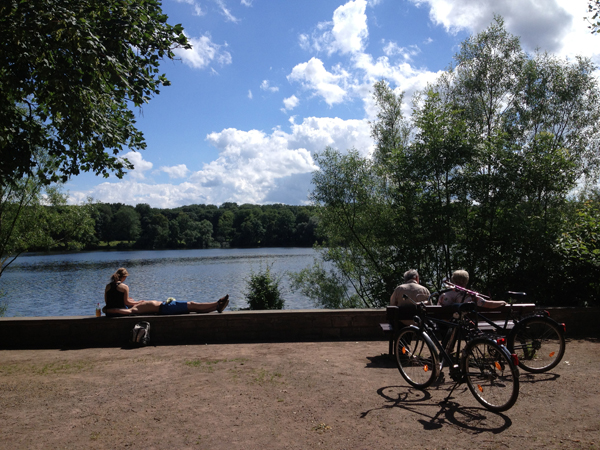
[0,307,597,349]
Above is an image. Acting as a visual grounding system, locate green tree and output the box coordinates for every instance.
[217,210,235,245]
[587,0,600,34]
[556,195,600,306]
[289,259,361,309]
[0,0,189,185]
[307,17,600,307]
[0,180,94,277]
[244,264,285,310]
[111,206,141,243]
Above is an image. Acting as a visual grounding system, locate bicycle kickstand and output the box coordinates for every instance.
[441,381,460,405]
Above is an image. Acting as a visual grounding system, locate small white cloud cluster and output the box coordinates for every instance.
[174,34,232,70]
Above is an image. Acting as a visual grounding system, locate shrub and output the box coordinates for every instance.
[244,264,285,310]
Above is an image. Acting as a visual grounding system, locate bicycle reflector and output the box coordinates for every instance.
[511,353,519,367]
[496,337,506,346]
[560,323,566,333]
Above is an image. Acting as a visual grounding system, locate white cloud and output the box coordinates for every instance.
[174,0,204,16]
[260,80,279,92]
[382,41,421,61]
[68,117,374,207]
[248,89,253,99]
[241,0,252,5]
[288,58,349,105]
[160,164,191,179]
[330,0,369,54]
[73,180,209,208]
[410,0,600,61]
[122,152,153,179]
[216,0,239,23]
[174,34,232,69]
[283,95,299,111]
[300,0,368,55]
[287,116,373,156]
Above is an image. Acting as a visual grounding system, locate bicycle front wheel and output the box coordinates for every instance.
[508,317,565,373]
[463,338,519,412]
[395,327,438,389]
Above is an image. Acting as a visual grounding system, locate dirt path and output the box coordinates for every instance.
[0,339,598,449]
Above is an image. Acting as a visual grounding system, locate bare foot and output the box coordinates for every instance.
[217,295,229,313]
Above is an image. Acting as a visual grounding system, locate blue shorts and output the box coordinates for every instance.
[158,301,189,315]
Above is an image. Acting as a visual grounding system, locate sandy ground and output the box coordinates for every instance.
[0,338,598,450]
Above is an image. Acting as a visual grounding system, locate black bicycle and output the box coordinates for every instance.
[395,296,520,412]
[437,282,566,374]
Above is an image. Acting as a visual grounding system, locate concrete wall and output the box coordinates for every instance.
[0,307,597,350]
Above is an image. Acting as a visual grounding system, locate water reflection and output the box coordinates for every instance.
[1,248,318,317]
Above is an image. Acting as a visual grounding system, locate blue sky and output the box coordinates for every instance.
[65,0,600,208]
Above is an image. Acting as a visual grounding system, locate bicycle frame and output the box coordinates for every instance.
[412,302,478,382]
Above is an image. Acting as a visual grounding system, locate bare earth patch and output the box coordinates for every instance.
[0,339,598,449]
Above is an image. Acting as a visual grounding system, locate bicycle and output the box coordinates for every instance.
[437,281,566,374]
[395,295,520,412]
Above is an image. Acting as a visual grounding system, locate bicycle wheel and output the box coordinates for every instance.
[508,317,565,373]
[395,327,438,389]
[463,338,519,412]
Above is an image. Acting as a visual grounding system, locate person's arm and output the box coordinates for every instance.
[104,307,134,316]
[475,296,506,309]
[390,289,398,306]
[119,284,139,307]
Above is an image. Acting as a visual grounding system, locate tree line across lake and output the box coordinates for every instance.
[89,202,320,250]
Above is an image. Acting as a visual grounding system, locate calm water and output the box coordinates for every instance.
[0,248,319,317]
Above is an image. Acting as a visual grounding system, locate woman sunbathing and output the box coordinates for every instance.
[104,267,229,316]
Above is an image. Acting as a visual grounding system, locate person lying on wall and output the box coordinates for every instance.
[103,267,229,316]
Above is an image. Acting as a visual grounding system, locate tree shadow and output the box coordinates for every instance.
[361,385,512,433]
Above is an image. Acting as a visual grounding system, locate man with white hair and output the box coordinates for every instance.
[390,269,430,306]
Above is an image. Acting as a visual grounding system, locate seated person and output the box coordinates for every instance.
[104,268,229,316]
[390,269,431,306]
[438,270,506,309]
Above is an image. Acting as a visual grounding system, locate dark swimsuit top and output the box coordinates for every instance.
[105,282,126,309]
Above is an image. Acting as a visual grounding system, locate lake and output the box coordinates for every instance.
[0,248,320,317]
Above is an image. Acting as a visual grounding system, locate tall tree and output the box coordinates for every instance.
[302,17,600,307]
[0,0,189,185]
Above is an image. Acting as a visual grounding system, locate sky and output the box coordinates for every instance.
[65,0,600,208]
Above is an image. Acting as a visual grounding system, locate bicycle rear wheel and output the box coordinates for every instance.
[508,317,565,373]
[395,327,438,389]
[463,338,519,412]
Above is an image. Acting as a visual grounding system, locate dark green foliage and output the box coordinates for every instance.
[0,0,189,185]
[587,0,600,34]
[289,259,363,309]
[1,181,95,277]
[86,202,319,250]
[308,17,600,308]
[244,265,285,310]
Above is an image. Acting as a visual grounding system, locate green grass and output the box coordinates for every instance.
[0,360,94,376]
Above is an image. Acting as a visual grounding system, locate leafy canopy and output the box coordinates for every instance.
[302,17,600,308]
[0,0,190,185]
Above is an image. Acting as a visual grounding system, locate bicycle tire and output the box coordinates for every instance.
[508,316,565,373]
[395,327,439,389]
[463,338,519,412]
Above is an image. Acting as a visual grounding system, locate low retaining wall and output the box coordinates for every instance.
[0,307,597,349]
